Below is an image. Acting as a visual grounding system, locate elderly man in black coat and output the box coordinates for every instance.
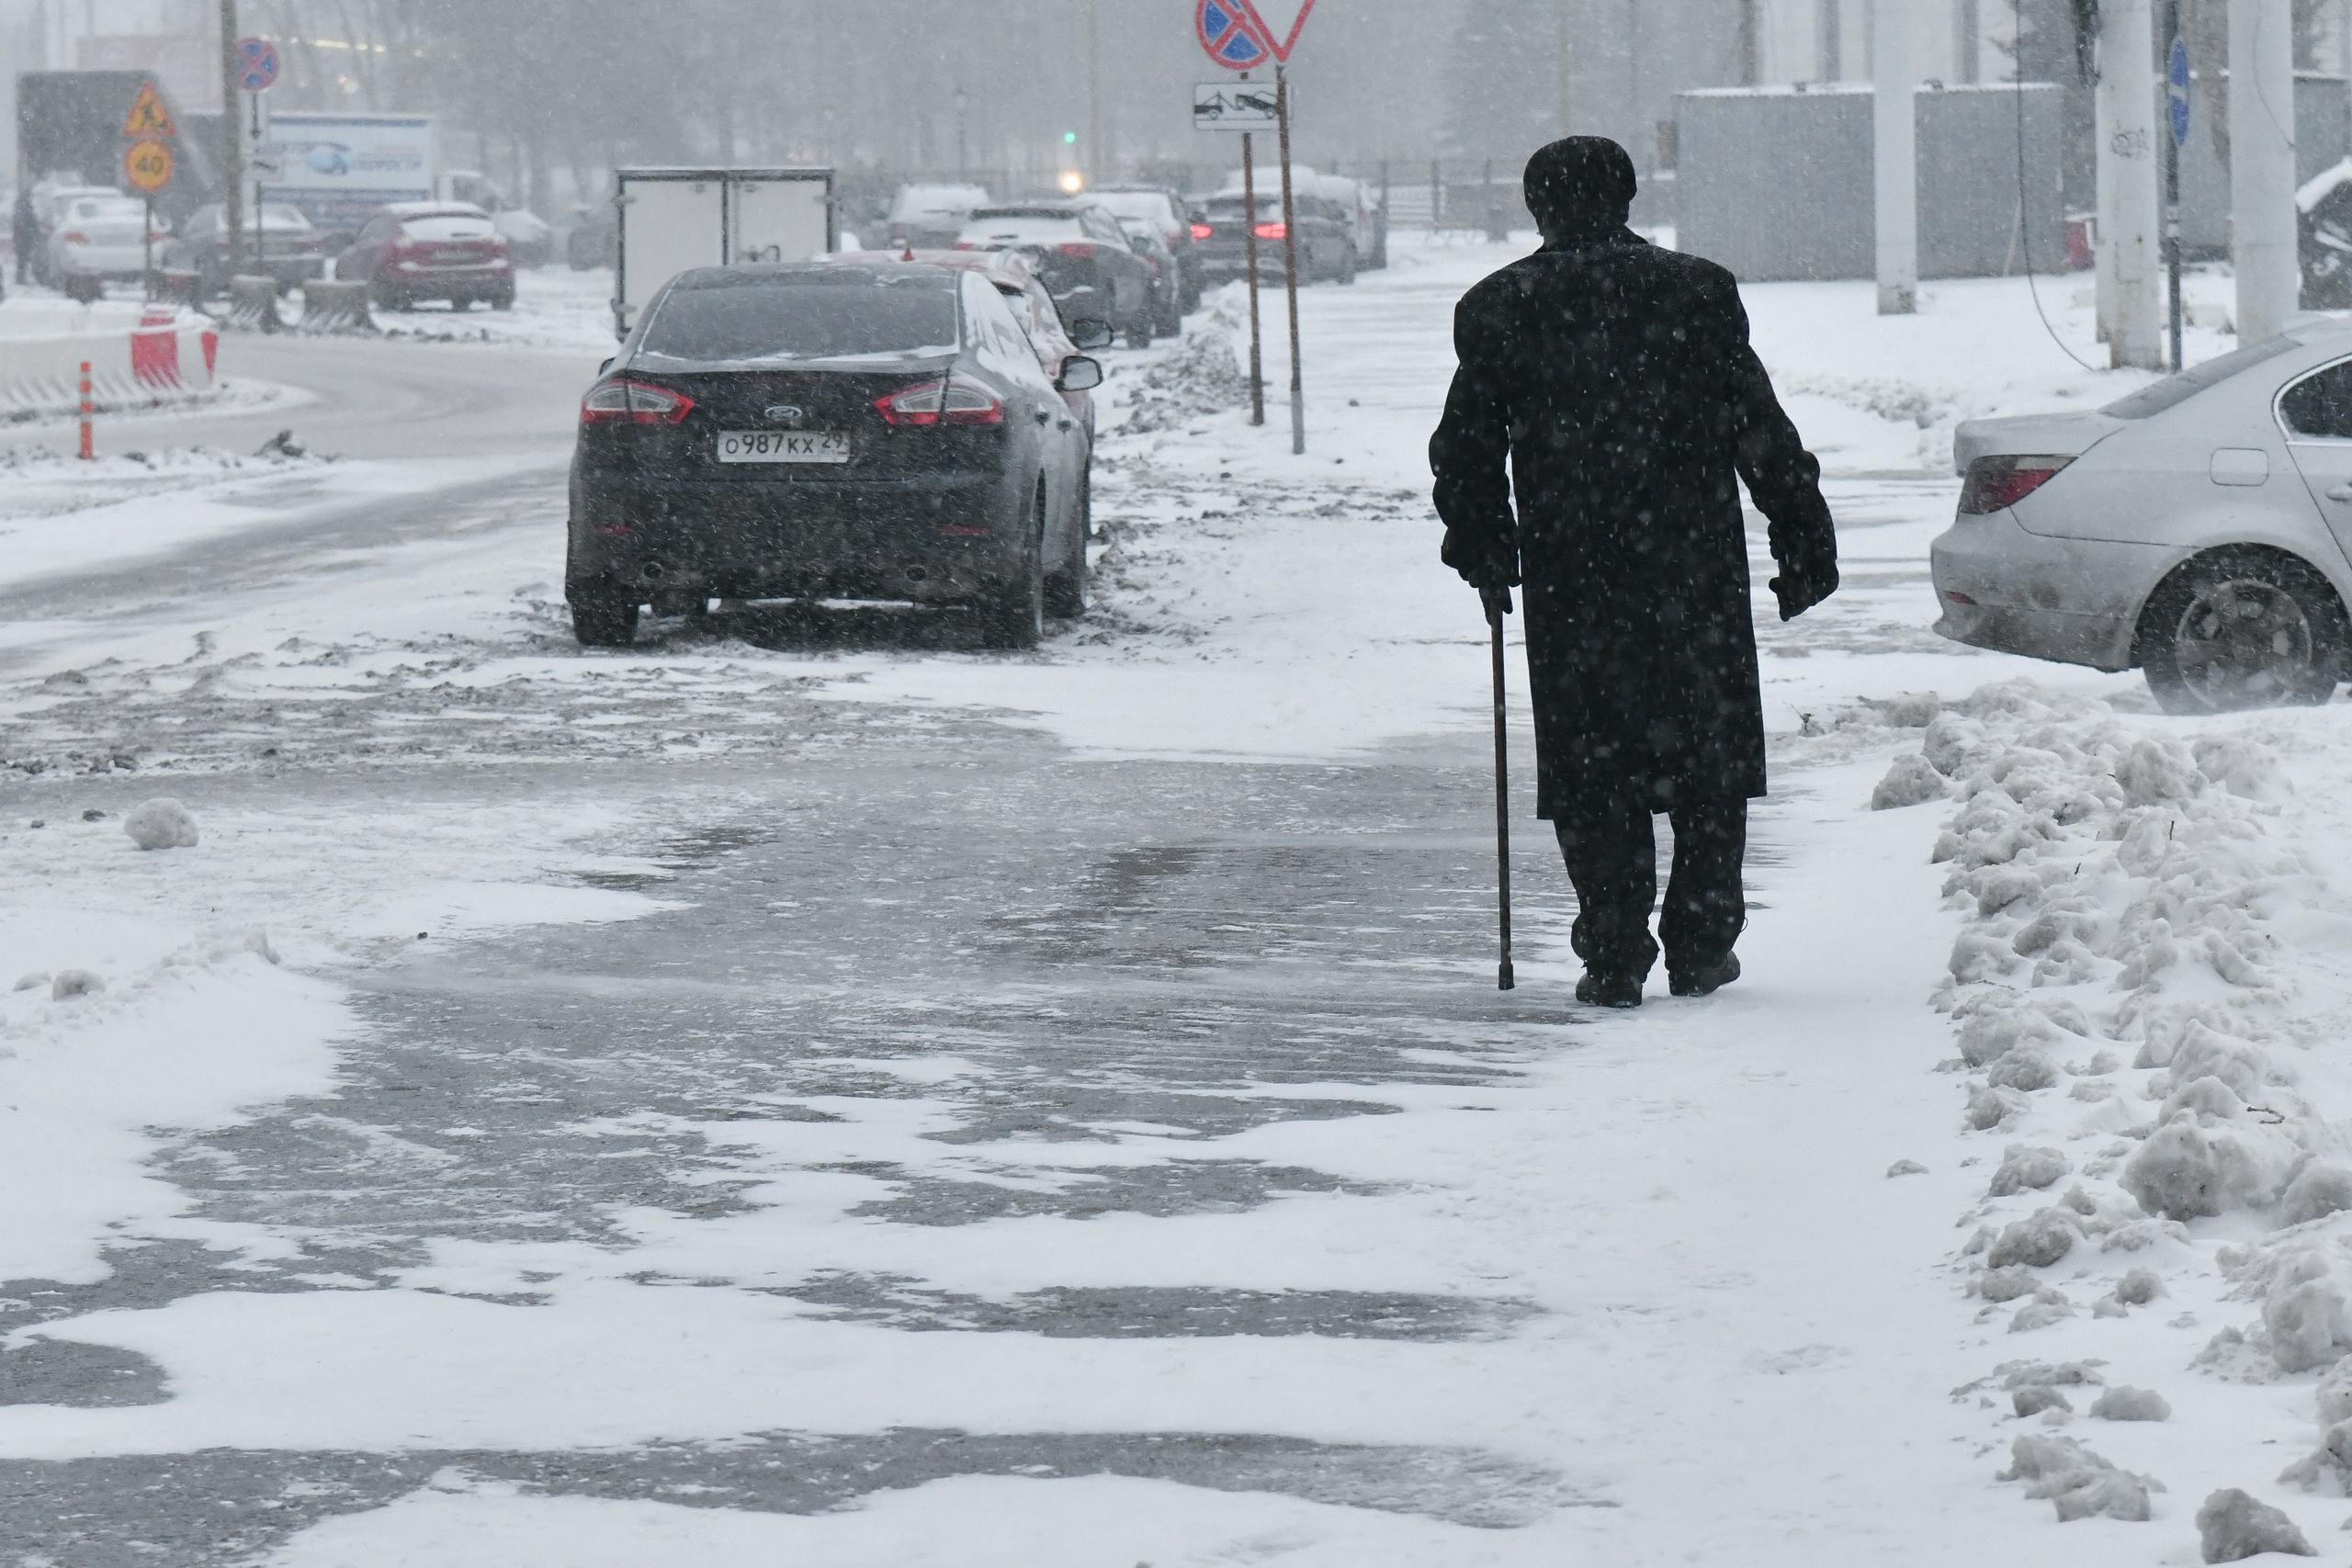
[1430,137,1838,1010]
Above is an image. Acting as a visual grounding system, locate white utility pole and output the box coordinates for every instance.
[2102,0,2165,367]
[1872,0,1917,313]
[2231,0,2300,343]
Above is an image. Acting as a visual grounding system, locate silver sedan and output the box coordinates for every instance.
[1932,323,2352,712]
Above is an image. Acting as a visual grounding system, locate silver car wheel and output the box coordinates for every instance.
[2171,579,2320,710]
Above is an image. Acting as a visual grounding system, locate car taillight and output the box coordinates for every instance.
[1958,455,2073,514]
[581,378,695,426]
[1190,222,1212,241]
[1253,221,1286,240]
[954,241,977,250]
[60,231,88,245]
[876,376,1003,427]
[1057,243,1097,258]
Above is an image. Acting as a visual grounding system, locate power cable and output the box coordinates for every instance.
[2015,0,2099,371]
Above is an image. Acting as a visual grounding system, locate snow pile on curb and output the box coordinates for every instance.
[1113,282,1252,434]
[1890,680,2352,1546]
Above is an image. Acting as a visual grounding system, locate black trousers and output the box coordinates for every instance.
[1555,792,1747,980]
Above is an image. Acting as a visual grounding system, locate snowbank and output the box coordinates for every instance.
[1890,679,2352,1551]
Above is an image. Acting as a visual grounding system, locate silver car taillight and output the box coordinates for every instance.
[1958,455,2074,515]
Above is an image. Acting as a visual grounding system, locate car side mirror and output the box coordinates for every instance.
[1056,355,1103,393]
[1069,319,1114,351]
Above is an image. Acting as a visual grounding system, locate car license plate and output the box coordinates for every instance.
[717,430,851,465]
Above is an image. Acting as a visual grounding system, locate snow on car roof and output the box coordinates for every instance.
[384,201,489,220]
[889,248,1037,287]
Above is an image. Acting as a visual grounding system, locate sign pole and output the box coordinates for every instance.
[143,196,154,301]
[220,0,243,280]
[1276,63,1304,456]
[1242,123,1265,427]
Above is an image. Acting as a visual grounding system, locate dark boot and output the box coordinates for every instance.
[1576,970,1645,1010]
[1668,953,1741,998]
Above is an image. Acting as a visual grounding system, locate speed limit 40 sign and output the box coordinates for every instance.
[124,137,175,194]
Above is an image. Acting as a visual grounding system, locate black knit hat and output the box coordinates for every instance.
[1524,136,1638,235]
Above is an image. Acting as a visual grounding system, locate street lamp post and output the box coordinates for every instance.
[955,88,970,181]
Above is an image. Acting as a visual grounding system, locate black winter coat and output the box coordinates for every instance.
[1430,231,1837,817]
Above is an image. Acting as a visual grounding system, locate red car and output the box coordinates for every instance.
[334,201,514,312]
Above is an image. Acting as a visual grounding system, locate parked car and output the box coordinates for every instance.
[897,247,1114,436]
[1932,326,2352,714]
[1193,190,1356,287]
[44,192,170,299]
[443,170,555,267]
[1306,171,1388,270]
[334,202,515,311]
[1116,217,1185,338]
[565,203,616,271]
[884,183,992,252]
[956,201,1157,348]
[564,262,1102,649]
[163,202,326,295]
[1091,186,1203,309]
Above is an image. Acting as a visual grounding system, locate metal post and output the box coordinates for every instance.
[1872,0,1917,313]
[1276,66,1305,456]
[78,360,93,460]
[1084,0,1103,188]
[220,0,243,280]
[2165,0,2186,371]
[143,196,154,301]
[1242,128,1265,426]
[2106,0,2164,368]
[2231,0,2299,344]
[1431,157,1442,228]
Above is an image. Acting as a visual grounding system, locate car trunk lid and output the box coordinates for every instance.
[607,356,998,480]
[1951,412,2124,477]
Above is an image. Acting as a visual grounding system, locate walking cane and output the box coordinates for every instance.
[1487,593,1515,991]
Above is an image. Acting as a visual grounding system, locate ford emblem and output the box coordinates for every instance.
[763,405,806,427]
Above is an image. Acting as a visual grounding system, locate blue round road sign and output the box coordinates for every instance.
[237,37,281,94]
[1198,0,1270,70]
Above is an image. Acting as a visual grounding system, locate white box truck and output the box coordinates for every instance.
[256,113,551,262]
[610,166,837,338]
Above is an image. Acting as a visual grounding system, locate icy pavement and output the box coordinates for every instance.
[4,236,2351,1563]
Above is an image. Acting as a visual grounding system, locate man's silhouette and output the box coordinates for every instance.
[1430,137,1838,1010]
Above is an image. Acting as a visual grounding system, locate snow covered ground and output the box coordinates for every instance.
[6,234,2352,1563]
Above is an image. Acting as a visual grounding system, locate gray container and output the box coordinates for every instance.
[1676,83,2067,283]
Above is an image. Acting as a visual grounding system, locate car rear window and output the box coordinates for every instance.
[1203,195,1277,220]
[72,197,145,222]
[400,214,497,242]
[2103,336,2303,419]
[638,276,959,363]
[961,211,1084,245]
[1094,192,1177,227]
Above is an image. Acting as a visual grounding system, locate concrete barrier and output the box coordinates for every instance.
[224,275,285,333]
[149,268,206,309]
[296,279,378,336]
[0,299,220,419]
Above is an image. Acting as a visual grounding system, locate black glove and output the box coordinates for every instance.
[1770,561,1838,623]
[1442,528,1520,618]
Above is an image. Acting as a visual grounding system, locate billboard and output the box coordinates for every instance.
[256,113,439,231]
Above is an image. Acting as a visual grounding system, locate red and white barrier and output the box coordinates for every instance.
[0,299,220,421]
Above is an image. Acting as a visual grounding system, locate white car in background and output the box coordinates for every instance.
[44,191,170,299]
[1933,326,2352,713]
[884,182,991,251]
